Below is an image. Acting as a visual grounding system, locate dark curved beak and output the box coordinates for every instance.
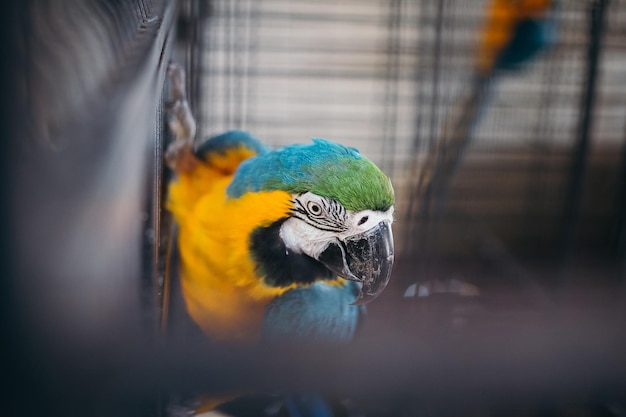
[318,221,394,305]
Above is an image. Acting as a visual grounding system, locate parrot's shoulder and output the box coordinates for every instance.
[261,280,363,343]
[194,130,271,174]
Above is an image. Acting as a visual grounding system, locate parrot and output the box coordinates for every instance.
[414,0,558,204]
[164,58,394,417]
[166,130,394,341]
[477,0,558,76]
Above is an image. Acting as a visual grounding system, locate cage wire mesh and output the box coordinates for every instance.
[188,0,626,290]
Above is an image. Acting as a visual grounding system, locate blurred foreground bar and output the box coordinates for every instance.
[27,305,626,416]
[1,0,176,416]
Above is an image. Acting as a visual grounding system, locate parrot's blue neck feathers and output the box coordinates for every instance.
[227,138,394,212]
[249,219,336,287]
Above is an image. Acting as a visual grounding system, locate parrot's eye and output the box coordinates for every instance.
[291,194,348,232]
[307,201,323,216]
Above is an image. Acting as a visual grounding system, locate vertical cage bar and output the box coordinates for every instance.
[559,0,609,262]
[381,0,402,176]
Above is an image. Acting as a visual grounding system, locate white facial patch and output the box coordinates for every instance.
[279,192,394,260]
[279,216,337,259]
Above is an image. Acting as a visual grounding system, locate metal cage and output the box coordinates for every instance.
[2,1,625,416]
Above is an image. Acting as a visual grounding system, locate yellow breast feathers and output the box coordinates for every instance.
[167,146,297,342]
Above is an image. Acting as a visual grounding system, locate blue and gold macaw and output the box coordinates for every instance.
[163,61,393,416]
[416,0,558,199]
[477,0,558,76]
[163,125,394,416]
[167,130,394,347]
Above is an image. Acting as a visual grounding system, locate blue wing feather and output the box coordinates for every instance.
[261,281,362,344]
[194,130,271,160]
[261,281,362,417]
[495,16,557,71]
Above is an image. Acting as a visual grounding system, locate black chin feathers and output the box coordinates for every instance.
[249,219,335,287]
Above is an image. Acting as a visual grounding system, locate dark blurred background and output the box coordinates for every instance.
[1,1,625,416]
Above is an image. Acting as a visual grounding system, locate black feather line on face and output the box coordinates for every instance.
[290,195,349,232]
[249,218,336,287]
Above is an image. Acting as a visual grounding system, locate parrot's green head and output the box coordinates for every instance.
[228,138,395,304]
